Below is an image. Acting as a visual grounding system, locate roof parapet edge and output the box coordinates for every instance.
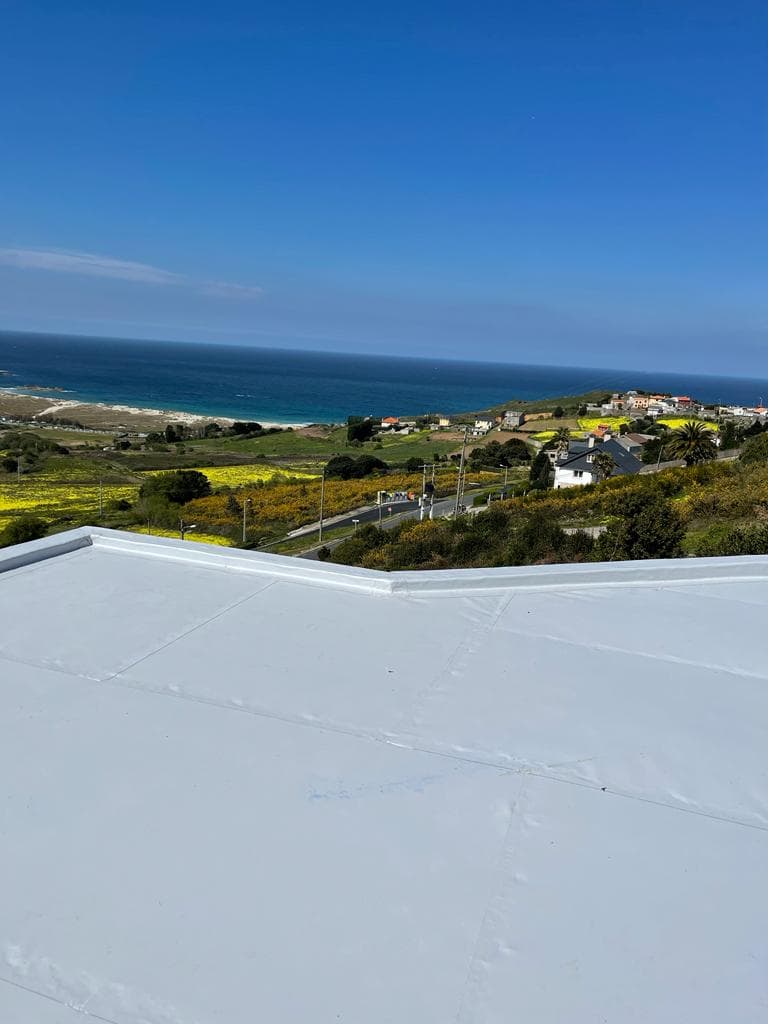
[0,526,94,576]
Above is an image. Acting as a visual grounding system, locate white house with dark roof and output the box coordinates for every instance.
[554,436,643,488]
[471,417,494,436]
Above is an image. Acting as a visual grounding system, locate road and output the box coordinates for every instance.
[297,493,481,560]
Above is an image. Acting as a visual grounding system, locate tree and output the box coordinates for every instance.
[325,455,356,479]
[350,455,387,478]
[664,421,717,466]
[553,406,565,418]
[594,494,685,561]
[554,428,571,458]
[139,470,212,505]
[405,456,423,472]
[529,450,551,490]
[719,420,740,452]
[593,450,615,482]
[346,417,376,443]
[231,421,263,435]
[2,456,18,474]
[469,438,531,469]
[743,418,767,438]
[0,515,47,547]
[164,423,187,443]
[740,432,768,465]
[325,454,387,479]
[641,436,665,464]
[501,438,531,463]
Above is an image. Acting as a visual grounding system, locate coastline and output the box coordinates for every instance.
[0,389,309,433]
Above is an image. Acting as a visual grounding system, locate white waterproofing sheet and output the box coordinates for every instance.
[1,528,767,1023]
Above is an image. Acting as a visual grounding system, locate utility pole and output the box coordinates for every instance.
[419,463,429,521]
[318,464,326,542]
[98,478,103,518]
[242,497,252,544]
[453,427,469,517]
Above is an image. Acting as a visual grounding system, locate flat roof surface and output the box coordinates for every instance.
[1,528,767,1023]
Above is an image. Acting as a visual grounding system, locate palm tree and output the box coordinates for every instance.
[593,450,616,482]
[554,427,571,458]
[665,421,717,466]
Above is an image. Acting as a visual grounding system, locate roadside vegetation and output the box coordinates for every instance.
[329,428,768,570]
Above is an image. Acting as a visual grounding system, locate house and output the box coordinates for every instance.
[615,432,655,457]
[589,423,613,440]
[380,416,400,429]
[554,437,643,489]
[647,399,677,418]
[627,394,652,411]
[546,438,591,466]
[501,410,524,429]
[436,415,452,429]
[606,393,626,412]
[471,418,494,437]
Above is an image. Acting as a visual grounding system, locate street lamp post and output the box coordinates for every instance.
[242,497,252,544]
[499,464,509,490]
[353,518,360,533]
[419,463,431,521]
[179,519,197,541]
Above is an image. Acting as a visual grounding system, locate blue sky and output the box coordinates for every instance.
[1,0,765,372]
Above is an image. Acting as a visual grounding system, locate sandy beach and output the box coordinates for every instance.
[0,390,307,433]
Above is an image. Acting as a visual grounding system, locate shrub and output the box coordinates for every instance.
[139,470,212,505]
[0,515,47,547]
[740,432,768,465]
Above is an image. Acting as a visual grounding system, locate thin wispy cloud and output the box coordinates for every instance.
[0,247,262,299]
[199,280,263,299]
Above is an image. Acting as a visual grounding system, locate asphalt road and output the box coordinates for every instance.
[298,493,476,560]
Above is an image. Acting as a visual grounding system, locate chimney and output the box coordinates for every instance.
[588,435,596,449]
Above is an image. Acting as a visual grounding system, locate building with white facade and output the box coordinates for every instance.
[471,417,494,436]
[1,527,767,1022]
[554,436,643,488]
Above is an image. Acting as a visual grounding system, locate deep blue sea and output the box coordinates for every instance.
[1,330,766,423]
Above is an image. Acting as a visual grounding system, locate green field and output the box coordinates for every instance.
[193,427,460,464]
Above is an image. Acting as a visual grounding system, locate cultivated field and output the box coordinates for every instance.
[147,464,318,487]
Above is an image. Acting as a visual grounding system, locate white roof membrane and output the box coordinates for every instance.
[1,528,767,1022]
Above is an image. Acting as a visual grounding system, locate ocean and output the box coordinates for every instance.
[0,330,766,423]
